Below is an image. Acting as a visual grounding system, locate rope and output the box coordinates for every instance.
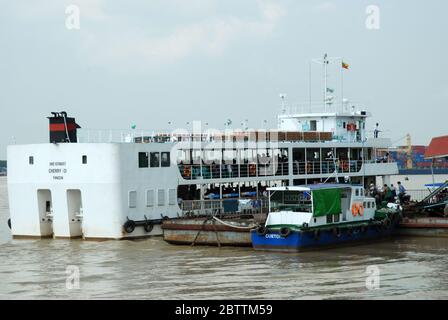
[62,112,71,143]
[212,216,257,229]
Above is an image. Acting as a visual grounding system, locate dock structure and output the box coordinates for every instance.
[398,135,448,237]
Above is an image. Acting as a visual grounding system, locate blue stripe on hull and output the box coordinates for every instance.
[251,224,398,252]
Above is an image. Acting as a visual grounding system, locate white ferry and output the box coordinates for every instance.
[6,56,398,240]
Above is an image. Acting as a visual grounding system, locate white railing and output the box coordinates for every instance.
[180,198,269,216]
[280,101,365,115]
[77,129,175,143]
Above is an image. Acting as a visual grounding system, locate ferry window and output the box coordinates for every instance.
[128,191,137,208]
[168,189,176,205]
[161,152,170,167]
[326,215,333,224]
[343,122,346,129]
[150,152,160,167]
[334,214,340,222]
[146,190,154,207]
[29,156,34,165]
[82,155,87,164]
[158,189,165,206]
[310,120,317,131]
[363,202,367,208]
[138,152,149,168]
[355,189,359,196]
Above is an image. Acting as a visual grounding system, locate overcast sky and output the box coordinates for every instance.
[1,0,447,159]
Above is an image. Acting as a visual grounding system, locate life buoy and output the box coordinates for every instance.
[279,227,291,238]
[306,162,313,174]
[358,204,364,216]
[341,160,348,171]
[351,203,359,216]
[123,220,136,234]
[183,165,191,178]
[351,203,364,216]
[249,164,256,176]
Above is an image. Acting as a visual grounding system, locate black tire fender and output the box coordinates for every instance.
[256,226,267,236]
[332,227,341,237]
[123,220,136,234]
[144,221,154,233]
[279,227,291,238]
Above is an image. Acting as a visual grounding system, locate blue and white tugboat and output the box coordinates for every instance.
[251,184,401,251]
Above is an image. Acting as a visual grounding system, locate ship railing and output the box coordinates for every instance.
[178,162,289,180]
[180,198,269,216]
[291,160,364,175]
[405,189,435,203]
[281,101,365,115]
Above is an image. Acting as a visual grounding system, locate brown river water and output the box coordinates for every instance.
[1,176,448,299]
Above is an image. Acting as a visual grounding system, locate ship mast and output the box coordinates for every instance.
[311,54,343,112]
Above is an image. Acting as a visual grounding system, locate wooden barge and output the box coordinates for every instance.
[162,215,263,247]
[398,180,448,237]
[398,217,448,237]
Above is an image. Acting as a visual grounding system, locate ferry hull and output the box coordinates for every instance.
[251,222,399,252]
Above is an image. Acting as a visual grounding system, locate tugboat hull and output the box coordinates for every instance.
[251,221,398,252]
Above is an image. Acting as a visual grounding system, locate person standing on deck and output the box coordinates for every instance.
[374,123,380,138]
[383,184,393,203]
[397,181,407,204]
[390,184,397,200]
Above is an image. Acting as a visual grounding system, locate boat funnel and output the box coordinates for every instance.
[48,112,81,143]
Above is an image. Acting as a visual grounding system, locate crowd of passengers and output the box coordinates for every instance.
[178,153,289,165]
[178,183,270,201]
[367,181,408,205]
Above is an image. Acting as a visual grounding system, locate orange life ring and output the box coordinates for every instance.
[306,162,313,174]
[183,165,191,178]
[249,164,256,176]
[358,204,364,216]
[351,203,364,217]
[351,203,358,216]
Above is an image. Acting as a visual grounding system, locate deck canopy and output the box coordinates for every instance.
[268,184,348,217]
[425,135,448,160]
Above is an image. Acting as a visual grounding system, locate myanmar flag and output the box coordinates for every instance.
[342,61,349,69]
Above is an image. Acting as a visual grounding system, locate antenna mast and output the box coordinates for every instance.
[311,54,343,112]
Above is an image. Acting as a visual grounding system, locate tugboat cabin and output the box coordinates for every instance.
[265,184,377,229]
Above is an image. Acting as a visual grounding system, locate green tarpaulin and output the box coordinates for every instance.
[312,188,342,217]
